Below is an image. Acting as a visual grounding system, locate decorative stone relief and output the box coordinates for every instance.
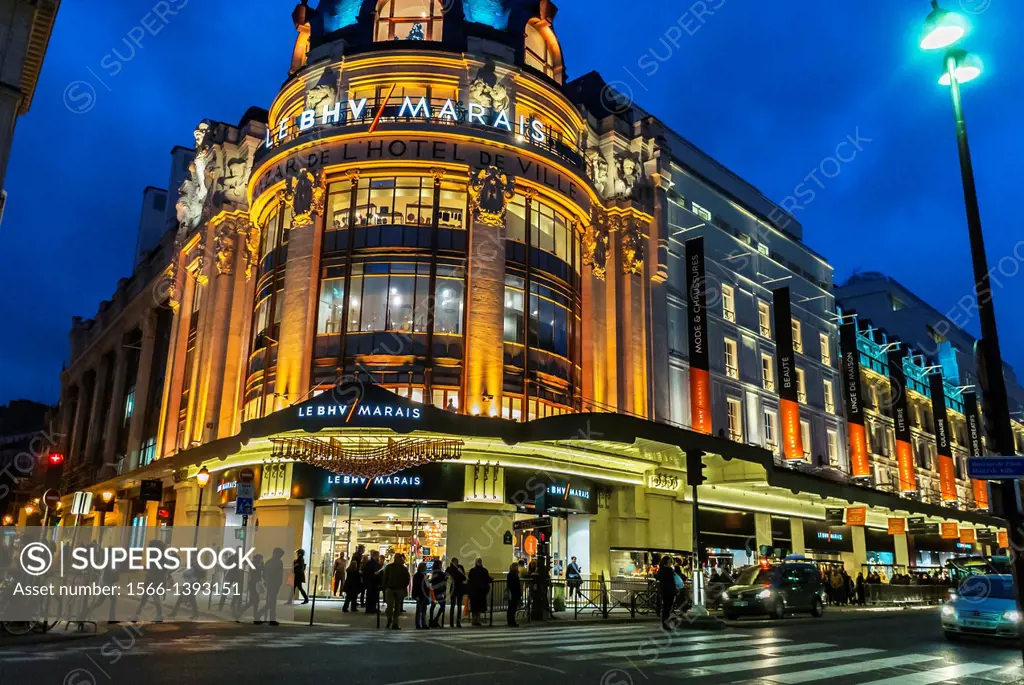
[612,151,645,200]
[621,217,646,275]
[468,166,515,227]
[175,122,216,233]
[243,220,261,282]
[586,150,609,198]
[304,67,338,114]
[213,221,238,276]
[587,208,610,280]
[281,168,326,227]
[468,58,511,112]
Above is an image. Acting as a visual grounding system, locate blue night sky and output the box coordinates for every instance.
[1,1,1022,405]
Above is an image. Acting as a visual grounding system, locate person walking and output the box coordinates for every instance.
[566,556,582,601]
[235,554,265,624]
[352,544,366,607]
[382,553,411,629]
[506,562,522,627]
[291,549,309,604]
[131,540,170,623]
[656,554,677,631]
[362,550,382,614]
[332,552,347,597]
[342,556,362,612]
[446,557,467,628]
[428,559,447,627]
[218,551,244,616]
[467,558,492,626]
[412,562,429,629]
[856,572,866,605]
[263,547,285,626]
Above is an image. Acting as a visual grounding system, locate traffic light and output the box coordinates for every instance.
[47,452,64,467]
[687,450,707,486]
[157,507,171,521]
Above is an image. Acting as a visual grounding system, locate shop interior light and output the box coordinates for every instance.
[920,3,967,50]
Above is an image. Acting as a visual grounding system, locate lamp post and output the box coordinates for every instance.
[193,466,211,547]
[2,515,12,526]
[100,490,114,527]
[920,1,1024,665]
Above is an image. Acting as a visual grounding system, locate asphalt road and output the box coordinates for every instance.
[1,608,1023,685]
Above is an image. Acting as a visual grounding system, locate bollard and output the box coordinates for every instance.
[309,576,318,626]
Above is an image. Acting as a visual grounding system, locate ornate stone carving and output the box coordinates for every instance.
[213,221,238,276]
[586,150,609,197]
[304,67,337,114]
[468,58,511,112]
[219,150,253,207]
[612,151,645,200]
[621,218,645,275]
[281,168,326,227]
[163,262,180,313]
[175,122,215,233]
[243,220,261,281]
[587,208,610,280]
[468,166,515,227]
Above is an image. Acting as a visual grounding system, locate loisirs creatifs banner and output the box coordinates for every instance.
[963,390,990,510]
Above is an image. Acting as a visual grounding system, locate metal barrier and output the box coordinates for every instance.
[864,583,951,605]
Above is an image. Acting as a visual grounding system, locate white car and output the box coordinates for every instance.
[942,574,1021,640]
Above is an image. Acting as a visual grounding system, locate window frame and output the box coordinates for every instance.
[724,337,739,379]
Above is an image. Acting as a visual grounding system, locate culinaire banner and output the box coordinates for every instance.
[772,287,802,460]
[928,372,958,503]
[886,347,917,492]
[685,237,711,434]
[839,321,870,478]
[963,391,990,510]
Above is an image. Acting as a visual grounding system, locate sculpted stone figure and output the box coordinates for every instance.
[586,150,609,197]
[468,58,510,112]
[469,166,516,226]
[613,152,644,200]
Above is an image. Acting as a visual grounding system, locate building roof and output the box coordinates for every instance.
[17,0,60,115]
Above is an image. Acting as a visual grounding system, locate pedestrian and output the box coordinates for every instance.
[218,550,244,616]
[291,549,309,604]
[382,553,410,630]
[446,557,467,628]
[332,552,347,597]
[429,559,447,627]
[856,572,866,605]
[169,562,204,620]
[131,540,170,623]
[656,554,677,631]
[362,550,382,613]
[566,556,582,600]
[352,544,366,606]
[263,547,285,626]
[235,554,265,624]
[506,562,522,627]
[342,556,362,612]
[413,562,429,629]
[467,558,492,626]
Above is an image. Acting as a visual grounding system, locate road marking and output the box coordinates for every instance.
[382,671,506,685]
[762,653,943,683]
[656,642,835,667]
[517,632,749,654]
[428,624,646,641]
[418,637,566,674]
[857,662,1004,685]
[686,647,882,674]
[564,637,791,661]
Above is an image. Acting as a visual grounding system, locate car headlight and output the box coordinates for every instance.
[941,604,956,617]
[757,588,772,600]
[1002,610,1020,623]
[721,591,729,601]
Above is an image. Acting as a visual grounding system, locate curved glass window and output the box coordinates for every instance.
[326,176,466,230]
[345,263,439,334]
[524,21,559,79]
[434,266,465,335]
[506,194,575,268]
[375,0,445,41]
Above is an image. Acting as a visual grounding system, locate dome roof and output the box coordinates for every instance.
[310,0,362,35]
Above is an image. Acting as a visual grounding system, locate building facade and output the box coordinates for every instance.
[44,0,1007,582]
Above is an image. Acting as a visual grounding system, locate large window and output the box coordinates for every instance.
[346,263,433,334]
[529,282,570,358]
[823,379,835,414]
[758,301,772,338]
[317,278,345,334]
[504,276,526,344]
[375,0,445,41]
[721,284,735,322]
[792,318,803,353]
[796,367,807,403]
[724,338,739,379]
[531,198,573,264]
[761,353,775,391]
[327,176,465,231]
[434,266,465,335]
[727,398,743,442]
[764,409,779,455]
[524,20,559,79]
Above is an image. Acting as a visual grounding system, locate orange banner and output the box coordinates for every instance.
[690,368,712,434]
[848,423,870,478]
[941,522,959,539]
[973,479,990,510]
[888,518,906,535]
[937,455,958,503]
[998,530,1009,548]
[780,397,803,461]
[846,507,867,526]
[895,440,916,492]
[960,528,976,544]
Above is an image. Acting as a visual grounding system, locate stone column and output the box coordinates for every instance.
[567,515,593,580]
[850,525,868,575]
[101,344,129,467]
[127,311,157,470]
[755,512,773,554]
[159,271,195,457]
[447,501,516,573]
[790,517,806,555]
[464,167,512,417]
[83,356,111,467]
[218,227,257,436]
[894,533,910,569]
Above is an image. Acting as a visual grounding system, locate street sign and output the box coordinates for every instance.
[825,508,844,526]
[139,479,163,502]
[43,489,61,510]
[71,491,93,515]
[239,467,255,483]
[967,456,1024,480]
[907,516,928,534]
[513,516,551,531]
[235,480,255,516]
[235,497,253,516]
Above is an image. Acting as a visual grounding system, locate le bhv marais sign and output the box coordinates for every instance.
[265,95,549,150]
[296,402,422,421]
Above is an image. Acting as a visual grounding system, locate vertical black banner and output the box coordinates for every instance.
[685,237,711,434]
[772,287,802,460]
[839,320,870,478]
[928,372,957,502]
[886,347,916,492]
[964,390,989,509]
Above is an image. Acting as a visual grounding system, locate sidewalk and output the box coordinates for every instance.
[0,621,106,647]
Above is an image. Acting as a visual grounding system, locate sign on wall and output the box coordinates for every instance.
[504,470,598,515]
[845,506,867,526]
[887,517,906,535]
[289,462,466,502]
[941,522,959,539]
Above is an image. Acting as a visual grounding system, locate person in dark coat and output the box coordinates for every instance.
[412,562,429,629]
[566,556,582,600]
[263,547,286,626]
[428,559,447,627]
[656,554,677,631]
[342,557,362,612]
[292,549,309,604]
[855,572,866,605]
[506,562,522,627]
[352,544,366,606]
[235,554,265,623]
[362,550,382,613]
[466,558,492,626]
[446,558,467,628]
[332,553,347,597]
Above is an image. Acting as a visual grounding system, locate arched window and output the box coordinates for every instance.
[375,0,444,42]
[524,20,561,80]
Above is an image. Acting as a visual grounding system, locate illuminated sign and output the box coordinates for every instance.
[547,484,590,500]
[217,481,237,494]
[265,94,549,150]
[327,474,422,487]
[817,531,844,542]
[295,403,422,420]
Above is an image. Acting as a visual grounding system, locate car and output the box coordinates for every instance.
[941,574,1021,641]
[720,556,825,621]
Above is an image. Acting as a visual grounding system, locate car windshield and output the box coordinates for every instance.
[959,575,1015,600]
[734,566,775,586]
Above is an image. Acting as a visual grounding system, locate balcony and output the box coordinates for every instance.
[794,342,804,354]
[723,308,736,323]
[729,430,743,443]
[725,364,739,380]
[759,325,772,338]
[797,391,807,403]
[825,402,835,414]
[821,353,832,367]
[763,379,775,392]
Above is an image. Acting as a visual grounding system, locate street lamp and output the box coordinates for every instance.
[193,466,211,547]
[100,490,114,527]
[24,505,34,517]
[2,515,13,526]
[919,1,1024,665]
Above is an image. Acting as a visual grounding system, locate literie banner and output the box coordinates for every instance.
[0,527,294,623]
[886,348,917,493]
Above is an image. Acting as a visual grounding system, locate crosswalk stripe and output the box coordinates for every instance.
[684,647,882,674]
[431,627,650,645]
[427,624,644,641]
[762,653,943,684]
[517,632,750,654]
[856,662,1004,685]
[656,642,834,666]
[564,637,793,662]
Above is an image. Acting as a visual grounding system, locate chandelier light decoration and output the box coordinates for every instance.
[269,436,463,478]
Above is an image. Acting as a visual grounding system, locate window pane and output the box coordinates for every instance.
[414,274,431,332]
[554,213,568,262]
[435,272,464,334]
[317,278,345,334]
[438,183,466,229]
[507,195,527,243]
[327,184,352,229]
[387,274,415,331]
[347,276,363,331]
[504,286,525,344]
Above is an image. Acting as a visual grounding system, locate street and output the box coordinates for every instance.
[2,609,1023,685]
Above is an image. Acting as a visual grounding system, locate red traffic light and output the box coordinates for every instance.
[47,452,65,466]
[157,508,171,520]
